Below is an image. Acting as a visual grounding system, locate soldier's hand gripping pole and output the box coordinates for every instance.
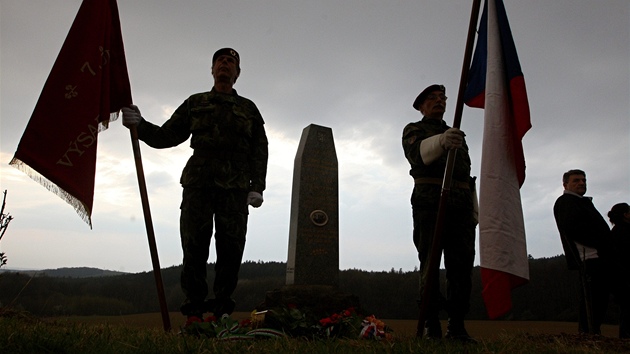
[416,0,482,337]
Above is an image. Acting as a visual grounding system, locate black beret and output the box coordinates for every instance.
[413,84,445,110]
[212,48,240,66]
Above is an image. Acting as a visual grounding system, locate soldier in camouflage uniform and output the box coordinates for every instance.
[402,84,477,342]
[122,48,268,321]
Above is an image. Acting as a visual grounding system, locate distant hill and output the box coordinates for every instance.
[0,257,621,323]
[0,267,126,278]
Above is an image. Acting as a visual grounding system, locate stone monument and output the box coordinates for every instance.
[261,124,359,316]
[286,124,339,287]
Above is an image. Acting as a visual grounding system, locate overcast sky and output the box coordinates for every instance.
[1,1,628,274]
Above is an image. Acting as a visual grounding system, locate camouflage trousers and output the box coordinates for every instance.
[412,206,476,320]
[179,186,248,315]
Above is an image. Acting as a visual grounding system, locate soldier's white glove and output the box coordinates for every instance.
[247,191,263,208]
[439,128,464,150]
[121,104,142,128]
[420,134,443,165]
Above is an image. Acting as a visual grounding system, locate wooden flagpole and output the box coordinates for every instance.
[129,126,172,332]
[416,0,482,337]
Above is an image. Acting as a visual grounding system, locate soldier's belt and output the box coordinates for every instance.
[193,149,248,161]
[413,177,469,190]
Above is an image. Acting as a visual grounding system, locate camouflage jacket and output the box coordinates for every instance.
[402,117,473,210]
[136,88,268,193]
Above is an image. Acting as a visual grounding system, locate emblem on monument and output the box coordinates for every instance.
[310,210,328,226]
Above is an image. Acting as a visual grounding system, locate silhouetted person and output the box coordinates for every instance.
[607,202,630,338]
[402,84,477,342]
[122,48,268,323]
[553,169,611,335]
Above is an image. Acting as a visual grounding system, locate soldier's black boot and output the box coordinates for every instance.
[445,318,477,343]
[180,301,206,334]
[424,318,442,339]
[181,301,205,320]
[418,300,442,340]
[203,299,216,314]
[213,298,236,317]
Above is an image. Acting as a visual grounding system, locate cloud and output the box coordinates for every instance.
[1,0,628,274]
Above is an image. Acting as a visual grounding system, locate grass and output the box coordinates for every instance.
[1,310,628,353]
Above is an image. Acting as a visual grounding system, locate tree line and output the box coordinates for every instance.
[0,256,621,323]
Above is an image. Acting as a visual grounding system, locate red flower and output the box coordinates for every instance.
[287,303,297,309]
[185,316,202,326]
[204,315,217,323]
[319,317,333,326]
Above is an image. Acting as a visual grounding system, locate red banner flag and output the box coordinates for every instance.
[464,0,531,319]
[9,0,132,228]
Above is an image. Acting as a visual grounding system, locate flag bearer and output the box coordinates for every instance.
[402,84,477,342]
[122,48,268,323]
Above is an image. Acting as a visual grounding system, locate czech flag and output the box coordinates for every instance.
[464,0,531,319]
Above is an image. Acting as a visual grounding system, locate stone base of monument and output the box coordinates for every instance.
[259,285,361,318]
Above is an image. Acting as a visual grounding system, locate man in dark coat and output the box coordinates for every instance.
[607,202,630,338]
[553,169,611,335]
